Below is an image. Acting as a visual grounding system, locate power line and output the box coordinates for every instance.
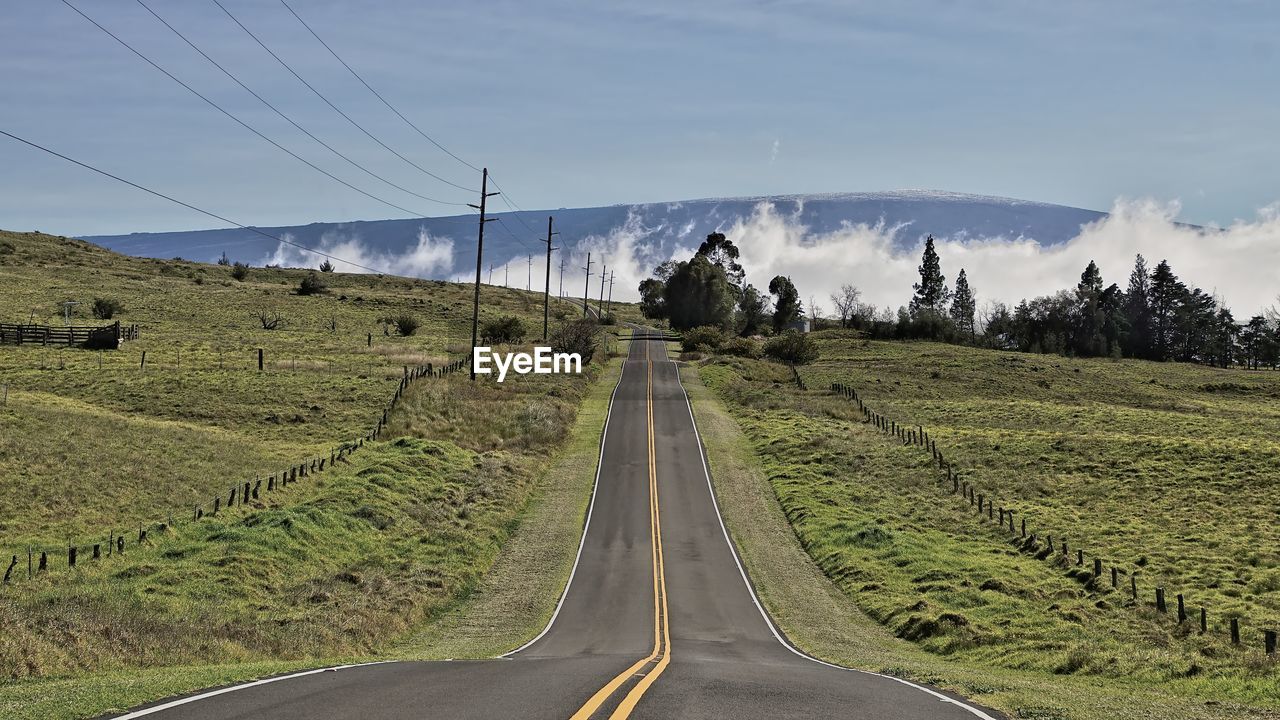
[277,0,482,174]
[59,0,454,220]
[1,128,389,274]
[134,0,465,209]
[213,0,474,193]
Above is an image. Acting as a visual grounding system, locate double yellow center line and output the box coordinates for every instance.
[569,341,671,719]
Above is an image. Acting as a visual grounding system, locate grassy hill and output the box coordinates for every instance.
[699,334,1280,718]
[0,231,628,718]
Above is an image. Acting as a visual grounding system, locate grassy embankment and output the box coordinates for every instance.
[0,231,627,718]
[691,334,1280,720]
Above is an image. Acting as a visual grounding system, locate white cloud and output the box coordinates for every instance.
[716,198,1280,317]
[260,227,454,277]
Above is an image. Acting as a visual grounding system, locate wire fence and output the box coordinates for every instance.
[830,380,1278,658]
[0,356,470,589]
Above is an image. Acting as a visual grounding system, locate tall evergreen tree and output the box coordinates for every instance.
[1148,259,1182,360]
[1074,260,1106,356]
[909,235,951,319]
[949,269,976,341]
[768,275,803,332]
[1123,254,1153,359]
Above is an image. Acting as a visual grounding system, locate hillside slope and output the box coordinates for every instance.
[82,190,1107,283]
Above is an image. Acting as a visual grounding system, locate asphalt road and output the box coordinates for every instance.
[106,332,1002,720]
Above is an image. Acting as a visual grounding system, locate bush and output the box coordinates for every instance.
[481,315,527,345]
[719,336,761,358]
[319,259,335,273]
[763,330,820,365]
[681,325,725,353]
[297,272,328,296]
[230,261,249,281]
[549,319,600,364]
[393,314,420,336]
[600,314,618,326]
[91,297,123,320]
[217,252,231,266]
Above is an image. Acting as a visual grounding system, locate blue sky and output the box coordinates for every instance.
[2,0,1278,236]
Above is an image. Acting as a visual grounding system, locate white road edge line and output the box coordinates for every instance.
[671,361,1001,720]
[501,351,629,657]
[106,661,394,719]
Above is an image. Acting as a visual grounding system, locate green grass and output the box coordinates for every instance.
[695,337,1280,717]
[683,365,1276,720]
[0,230,630,717]
[0,230,620,548]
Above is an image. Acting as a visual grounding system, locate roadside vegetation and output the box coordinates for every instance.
[0,230,629,718]
[691,335,1280,718]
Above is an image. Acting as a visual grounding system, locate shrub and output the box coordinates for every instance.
[298,272,328,296]
[719,336,761,358]
[217,252,231,266]
[319,259,335,273]
[681,325,725,353]
[599,314,618,326]
[763,330,820,365]
[91,297,123,320]
[230,261,249,281]
[255,310,284,330]
[393,314,420,336]
[481,315,527,345]
[549,319,600,364]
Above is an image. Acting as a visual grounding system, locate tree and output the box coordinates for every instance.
[763,330,819,365]
[1073,260,1105,356]
[481,315,527,344]
[662,254,736,331]
[230,261,250,281]
[638,278,667,320]
[949,269,976,341]
[1148,259,1182,360]
[91,297,123,320]
[909,235,951,320]
[768,275,802,332]
[319,259,335,273]
[1123,254,1152,359]
[830,284,861,329]
[737,284,770,336]
[695,233,745,290]
[217,252,231,266]
[298,271,328,296]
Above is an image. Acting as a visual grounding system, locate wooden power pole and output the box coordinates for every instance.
[543,215,559,340]
[582,253,592,318]
[469,168,498,380]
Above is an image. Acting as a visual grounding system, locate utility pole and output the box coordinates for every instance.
[488,262,493,285]
[559,256,565,299]
[599,264,607,312]
[543,215,559,340]
[606,271,615,319]
[527,255,532,291]
[582,253,592,318]
[469,167,499,381]
[504,263,508,287]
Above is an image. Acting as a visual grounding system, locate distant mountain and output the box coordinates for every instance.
[82,190,1107,279]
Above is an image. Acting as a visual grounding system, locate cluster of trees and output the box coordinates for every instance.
[843,235,1280,369]
[638,233,805,335]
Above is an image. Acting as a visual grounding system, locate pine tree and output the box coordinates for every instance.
[1149,259,1183,360]
[1123,254,1152,359]
[909,235,951,319]
[949,269,976,342]
[1074,260,1105,356]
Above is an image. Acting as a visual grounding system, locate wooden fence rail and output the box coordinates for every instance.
[828,380,1277,658]
[0,321,138,349]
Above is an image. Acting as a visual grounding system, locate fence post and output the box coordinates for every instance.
[1231,618,1240,644]
[140,350,147,370]
[1077,549,1084,566]
[1266,630,1276,655]
[1093,558,1102,579]
[92,543,101,560]
[68,546,77,568]
[1200,607,1207,633]
[38,551,47,571]
[1021,518,1026,538]
[1156,587,1166,613]
[1177,594,1186,623]
[1111,566,1118,588]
